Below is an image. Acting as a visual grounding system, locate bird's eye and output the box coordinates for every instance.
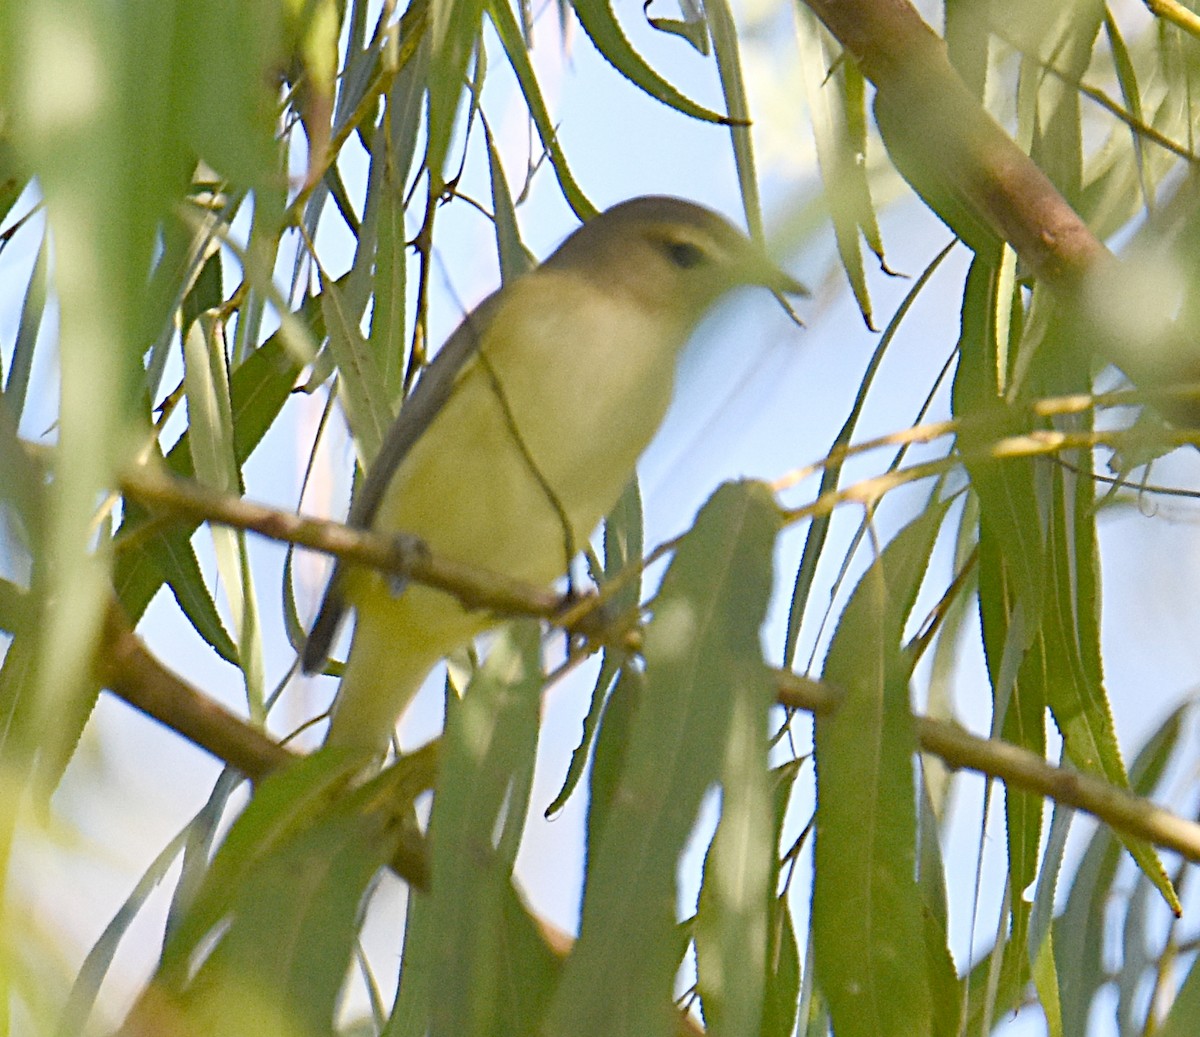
[663,240,707,270]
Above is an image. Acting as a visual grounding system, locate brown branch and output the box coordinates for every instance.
[97,601,292,783]
[118,463,568,623]
[778,674,1200,864]
[95,600,432,888]
[918,715,1200,864]
[801,0,1200,411]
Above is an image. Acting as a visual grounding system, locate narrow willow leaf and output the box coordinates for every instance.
[1152,929,1200,1037]
[783,243,951,668]
[1032,930,1064,1037]
[486,0,597,220]
[156,749,371,986]
[426,622,543,1037]
[1055,702,1187,1036]
[546,654,619,818]
[797,12,874,327]
[176,0,283,193]
[426,0,486,185]
[7,233,47,422]
[944,0,989,99]
[322,279,393,468]
[484,117,533,285]
[164,774,410,1037]
[546,481,781,1037]
[695,616,776,1037]
[812,502,949,1037]
[1103,9,1151,208]
[571,0,730,125]
[585,662,640,857]
[369,44,427,404]
[1027,2,1101,207]
[759,895,800,1037]
[706,0,761,241]
[549,478,644,815]
[114,318,308,626]
[148,510,239,665]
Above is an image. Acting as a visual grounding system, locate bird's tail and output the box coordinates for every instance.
[322,604,443,753]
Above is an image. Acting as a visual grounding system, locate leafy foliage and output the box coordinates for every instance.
[1,1,1200,1036]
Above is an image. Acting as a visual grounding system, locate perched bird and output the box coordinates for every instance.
[303,196,804,752]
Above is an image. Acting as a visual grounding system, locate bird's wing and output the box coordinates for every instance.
[300,288,503,674]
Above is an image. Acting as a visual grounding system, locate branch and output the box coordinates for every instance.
[118,463,567,622]
[776,678,1200,863]
[916,716,1200,862]
[95,600,432,888]
[97,601,292,783]
[802,0,1200,410]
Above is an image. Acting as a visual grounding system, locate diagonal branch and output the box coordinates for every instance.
[801,0,1200,410]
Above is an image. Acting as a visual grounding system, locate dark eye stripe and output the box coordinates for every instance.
[664,241,707,270]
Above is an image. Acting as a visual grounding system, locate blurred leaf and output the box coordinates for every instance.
[323,279,394,469]
[797,13,877,327]
[156,749,371,986]
[1153,926,1200,1037]
[483,116,533,285]
[1056,702,1189,1036]
[486,0,597,221]
[426,0,486,186]
[706,0,760,241]
[695,563,777,1037]
[1025,2,1100,208]
[812,502,949,1037]
[425,622,543,1037]
[759,895,800,1037]
[944,0,989,99]
[6,231,47,422]
[1102,9,1151,210]
[546,480,781,1037]
[570,0,730,125]
[171,777,407,1037]
[178,0,285,192]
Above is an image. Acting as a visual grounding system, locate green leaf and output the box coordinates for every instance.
[425,621,544,1037]
[486,0,597,221]
[6,232,47,422]
[694,582,776,1037]
[797,13,876,327]
[706,0,760,241]
[1055,702,1187,1036]
[114,325,307,626]
[812,502,949,1037]
[175,789,403,1037]
[156,749,371,986]
[570,0,731,125]
[176,0,284,192]
[322,279,394,469]
[426,0,486,185]
[545,480,781,1037]
[483,116,533,285]
[782,243,952,669]
[759,896,800,1037]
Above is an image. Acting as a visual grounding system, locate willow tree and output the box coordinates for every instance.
[1,1,1198,1035]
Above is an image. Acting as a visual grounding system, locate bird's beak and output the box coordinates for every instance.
[743,249,809,298]
[740,251,808,326]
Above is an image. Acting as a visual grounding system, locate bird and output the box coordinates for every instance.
[302,195,805,753]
